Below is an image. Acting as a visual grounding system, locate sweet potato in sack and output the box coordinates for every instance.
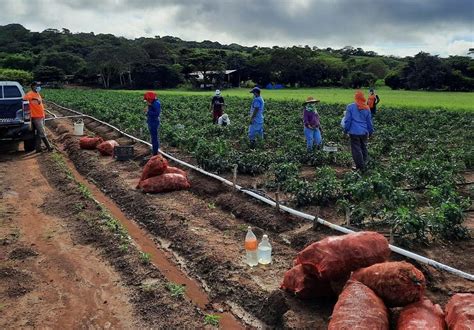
[138,173,190,193]
[295,231,390,281]
[351,261,425,307]
[79,136,103,150]
[97,140,119,156]
[139,155,169,182]
[445,293,474,330]
[162,166,188,178]
[397,298,445,330]
[328,280,389,330]
[280,264,334,299]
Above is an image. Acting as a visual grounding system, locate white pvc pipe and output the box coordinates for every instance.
[46,101,474,281]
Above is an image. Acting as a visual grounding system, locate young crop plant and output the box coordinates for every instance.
[204,314,221,327]
[165,282,186,298]
[139,251,151,265]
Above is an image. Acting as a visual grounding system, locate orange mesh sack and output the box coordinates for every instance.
[138,173,190,193]
[162,166,188,178]
[351,261,425,307]
[280,264,334,299]
[397,298,445,330]
[97,140,119,156]
[445,293,474,329]
[295,231,390,280]
[79,136,104,150]
[139,155,169,182]
[328,280,389,330]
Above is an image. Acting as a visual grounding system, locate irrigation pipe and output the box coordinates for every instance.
[46,101,474,281]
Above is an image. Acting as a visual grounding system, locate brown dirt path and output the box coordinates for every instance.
[0,147,137,328]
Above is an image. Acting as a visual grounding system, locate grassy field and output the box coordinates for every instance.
[114,87,473,112]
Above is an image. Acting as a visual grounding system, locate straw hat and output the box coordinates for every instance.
[303,96,320,105]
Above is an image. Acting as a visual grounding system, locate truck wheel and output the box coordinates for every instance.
[24,138,36,152]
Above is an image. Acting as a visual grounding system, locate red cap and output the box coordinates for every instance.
[144,91,157,102]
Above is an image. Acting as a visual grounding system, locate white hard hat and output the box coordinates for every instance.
[215,89,221,95]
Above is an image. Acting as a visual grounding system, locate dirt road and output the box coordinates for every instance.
[0,146,138,328]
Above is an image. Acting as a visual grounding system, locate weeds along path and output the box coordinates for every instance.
[45,103,474,328]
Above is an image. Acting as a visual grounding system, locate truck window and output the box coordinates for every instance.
[4,85,22,98]
[0,87,3,98]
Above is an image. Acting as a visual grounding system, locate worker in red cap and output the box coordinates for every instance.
[143,91,161,155]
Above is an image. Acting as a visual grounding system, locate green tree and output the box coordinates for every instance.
[2,53,35,71]
[0,68,33,85]
[33,65,65,82]
[41,52,86,75]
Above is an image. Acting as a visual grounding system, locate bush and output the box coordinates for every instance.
[33,65,65,82]
[0,68,33,85]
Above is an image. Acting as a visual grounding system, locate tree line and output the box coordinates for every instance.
[0,24,472,91]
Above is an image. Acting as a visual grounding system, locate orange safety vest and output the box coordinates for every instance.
[24,91,45,118]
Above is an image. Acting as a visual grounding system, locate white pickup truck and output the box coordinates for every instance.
[0,81,35,151]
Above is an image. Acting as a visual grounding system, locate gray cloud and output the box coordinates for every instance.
[1,0,472,56]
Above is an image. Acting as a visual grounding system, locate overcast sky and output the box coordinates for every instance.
[1,0,473,57]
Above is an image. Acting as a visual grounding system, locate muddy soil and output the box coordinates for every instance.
[45,103,474,328]
[0,145,205,327]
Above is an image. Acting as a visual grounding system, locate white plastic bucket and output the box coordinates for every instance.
[73,119,84,136]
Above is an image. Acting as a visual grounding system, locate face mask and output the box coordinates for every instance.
[306,104,316,112]
[35,86,42,92]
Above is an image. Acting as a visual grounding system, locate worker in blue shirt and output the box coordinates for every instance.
[248,87,264,147]
[343,90,374,172]
[143,91,161,155]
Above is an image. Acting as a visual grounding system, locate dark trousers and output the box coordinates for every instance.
[148,121,160,155]
[32,118,52,151]
[370,107,376,116]
[350,134,368,170]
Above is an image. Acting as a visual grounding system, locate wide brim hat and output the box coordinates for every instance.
[303,96,320,105]
[250,87,261,93]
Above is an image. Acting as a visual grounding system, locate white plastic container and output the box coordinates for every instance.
[245,226,258,267]
[258,234,272,265]
[73,119,84,136]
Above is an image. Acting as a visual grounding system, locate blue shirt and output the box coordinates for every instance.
[343,103,374,135]
[249,96,264,124]
[147,100,161,123]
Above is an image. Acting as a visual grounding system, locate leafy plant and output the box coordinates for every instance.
[139,251,151,265]
[204,314,221,327]
[165,282,186,298]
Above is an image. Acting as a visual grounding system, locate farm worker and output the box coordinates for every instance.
[302,96,323,152]
[343,90,374,172]
[248,87,264,147]
[143,91,161,156]
[23,82,53,152]
[217,113,230,126]
[367,88,380,117]
[210,89,225,124]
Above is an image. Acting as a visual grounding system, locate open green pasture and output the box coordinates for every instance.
[113,87,474,112]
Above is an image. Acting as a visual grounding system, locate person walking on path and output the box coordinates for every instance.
[367,88,380,117]
[210,89,225,124]
[143,91,161,156]
[343,90,374,172]
[302,96,323,152]
[248,87,264,147]
[23,82,53,152]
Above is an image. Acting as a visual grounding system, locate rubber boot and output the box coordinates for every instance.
[42,137,53,152]
[35,135,42,153]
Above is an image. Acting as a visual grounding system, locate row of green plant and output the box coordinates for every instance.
[44,89,473,244]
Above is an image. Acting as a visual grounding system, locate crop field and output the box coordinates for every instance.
[45,88,473,246]
[118,88,474,112]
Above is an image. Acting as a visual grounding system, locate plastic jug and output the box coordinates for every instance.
[245,226,258,267]
[258,234,272,265]
[74,119,84,136]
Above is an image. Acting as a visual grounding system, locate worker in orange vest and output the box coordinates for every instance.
[367,88,380,117]
[23,82,53,152]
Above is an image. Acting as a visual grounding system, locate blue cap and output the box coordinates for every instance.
[250,87,261,93]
